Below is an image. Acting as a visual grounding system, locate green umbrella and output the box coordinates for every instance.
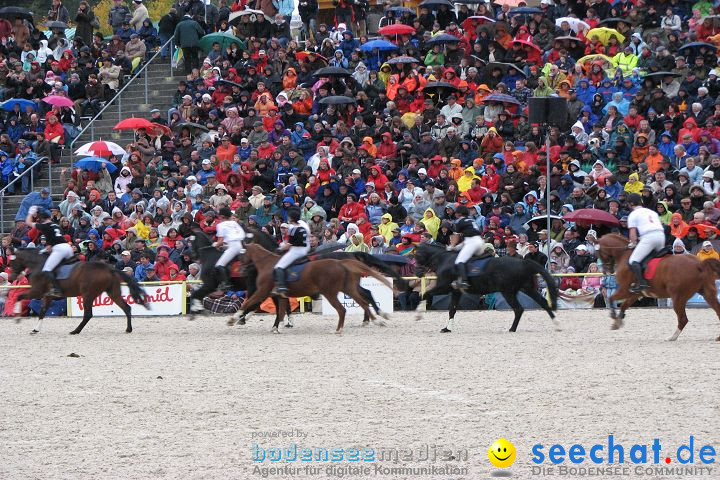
[198,32,246,52]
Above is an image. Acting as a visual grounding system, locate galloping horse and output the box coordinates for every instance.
[9,249,148,334]
[597,233,720,340]
[230,243,393,333]
[414,243,559,333]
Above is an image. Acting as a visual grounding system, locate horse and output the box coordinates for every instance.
[413,243,559,333]
[597,233,720,340]
[230,243,394,333]
[8,249,148,335]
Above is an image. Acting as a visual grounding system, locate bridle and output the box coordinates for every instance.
[597,242,630,275]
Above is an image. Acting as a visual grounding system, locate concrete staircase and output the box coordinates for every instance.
[0,60,186,234]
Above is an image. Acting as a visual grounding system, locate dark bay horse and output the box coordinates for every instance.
[231,243,393,333]
[414,243,559,333]
[9,249,148,334]
[597,233,720,340]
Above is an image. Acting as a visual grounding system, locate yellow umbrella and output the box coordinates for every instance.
[577,54,615,67]
[586,27,625,46]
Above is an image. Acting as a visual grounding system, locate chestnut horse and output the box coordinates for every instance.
[230,243,393,333]
[597,233,720,341]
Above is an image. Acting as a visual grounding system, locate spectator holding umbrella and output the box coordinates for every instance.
[174,14,205,75]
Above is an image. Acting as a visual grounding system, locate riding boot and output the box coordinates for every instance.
[215,265,232,291]
[45,271,62,298]
[272,267,289,297]
[452,262,470,290]
[629,262,648,293]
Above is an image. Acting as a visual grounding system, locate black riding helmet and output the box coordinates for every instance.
[627,193,642,206]
[36,210,51,220]
[218,207,233,218]
[288,208,301,222]
[455,205,469,216]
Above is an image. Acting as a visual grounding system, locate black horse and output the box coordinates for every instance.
[414,243,559,333]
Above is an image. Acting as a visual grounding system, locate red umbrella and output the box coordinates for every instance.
[148,123,172,136]
[378,24,416,35]
[461,16,495,31]
[114,117,154,130]
[295,51,328,64]
[563,209,620,227]
[42,95,74,107]
[512,39,542,54]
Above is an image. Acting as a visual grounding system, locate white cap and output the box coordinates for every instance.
[215,183,226,191]
[586,229,597,238]
[202,159,211,165]
[187,175,197,182]
[202,93,212,101]
[241,138,249,143]
[703,170,714,178]
[121,250,131,256]
[703,240,713,247]
[352,168,362,174]
[576,244,587,251]
[418,168,427,175]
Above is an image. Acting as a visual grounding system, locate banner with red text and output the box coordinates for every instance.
[67,284,185,317]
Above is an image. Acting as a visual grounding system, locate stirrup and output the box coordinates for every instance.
[47,288,63,298]
[452,279,469,290]
[630,282,647,294]
[272,286,289,297]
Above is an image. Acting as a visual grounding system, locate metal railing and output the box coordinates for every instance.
[68,35,176,168]
[0,156,51,234]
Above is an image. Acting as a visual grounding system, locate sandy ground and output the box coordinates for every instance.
[1,308,719,480]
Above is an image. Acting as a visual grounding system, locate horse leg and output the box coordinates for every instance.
[416,284,450,321]
[668,293,693,341]
[325,292,346,334]
[360,285,387,321]
[70,295,94,335]
[284,298,294,328]
[441,289,462,333]
[188,284,213,319]
[231,286,273,325]
[108,290,133,333]
[611,294,640,330]
[272,297,284,334]
[345,284,378,327]
[31,297,52,334]
[504,292,524,333]
[522,287,561,331]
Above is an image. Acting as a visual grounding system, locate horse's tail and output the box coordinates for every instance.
[527,260,558,311]
[701,258,720,279]
[342,259,396,293]
[351,252,409,290]
[117,270,149,308]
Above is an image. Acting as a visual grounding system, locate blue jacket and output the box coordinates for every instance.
[16,191,54,221]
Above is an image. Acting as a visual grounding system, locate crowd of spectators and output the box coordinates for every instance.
[4,0,720,294]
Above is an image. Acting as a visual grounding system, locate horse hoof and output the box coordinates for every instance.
[716,335,720,342]
[335,328,343,335]
[30,329,39,335]
[361,321,369,327]
[69,330,79,335]
[237,317,246,326]
[373,319,387,327]
[271,327,280,334]
[380,311,390,321]
[440,328,451,333]
[125,329,132,333]
[415,314,423,321]
[509,328,517,333]
[226,317,237,326]
[284,323,293,328]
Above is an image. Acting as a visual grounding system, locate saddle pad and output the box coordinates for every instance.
[468,257,492,277]
[644,257,666,280]
[56,262,81,280]
[286,262,308,283]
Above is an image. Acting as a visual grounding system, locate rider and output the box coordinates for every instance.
[214,207,246,291]
[273,208,311,297]
[626,192,666,293]
[26,206,74,297]
[449,205,484,289]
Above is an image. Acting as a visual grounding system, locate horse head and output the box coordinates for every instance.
[596,233,629,274]
[8,248,39,282]
[414,242,447,277]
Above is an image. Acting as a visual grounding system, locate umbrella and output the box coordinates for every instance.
[461,16,496,31]
[74,157,118,173]
[678,42,718,54]
[596,17,629,28]
[554,35,586,44]
[173,122,209,132]
[481,93,521,105]
[359,39,399,52]
[378,24,416,35]
[643,71,681,80]
[491,0,526,6]
[418,0,454,7]
[425,33,462,46]
[523,215,563,230]
[114,117,154,130]
[45,21,68,29]
[42,95,74,107]
[576,54,614,67]
[199,32,245,51]
[386,6,416,17]
[295,51,327,64]
[555,17,590,33]
[511,39,542,54]
[75,141,126,157]
[372,254,410,265]
[216,79,243,89]
[387,55,420,65]
[487,61,527,77]
[508,7,542,15]
[563,209,620,227]
[424,81,460,101]
[586,27,625,45]
[228,9,271,24]
[318,96,356,105]
[1,98,36,112]
[313,66,351,77]
[148,123,172,137]
[0,7,34,22]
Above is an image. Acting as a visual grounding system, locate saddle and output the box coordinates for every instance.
[640,246,672,280]
[285,258,310,283]
[55,258,81,280]
[466,254,493,277]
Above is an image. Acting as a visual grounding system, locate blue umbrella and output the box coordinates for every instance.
[386,6,416,16]
[359,39,399,52]
[74,156,118,173]
[1,98,36,111]
[481,93,521,105]
[508,7,543,15]
[425,33,461,46]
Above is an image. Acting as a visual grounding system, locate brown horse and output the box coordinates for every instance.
[597,233,720,340]
[9,249,148,335]
[229,243,393,333]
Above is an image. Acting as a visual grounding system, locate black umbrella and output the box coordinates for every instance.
[596,17,629,27]
[424,82,460,101]
[45,21,68,29]
[419,0,454,7]
[216,79,242,89]
[643,71,681,79]
[508,7,542,15]
[0,7,34,22]
[487,61,527,78]
[313,66,351,77]
[424,33,462,46]
[387,55,420,65]
[318,96,356,105]
[173,122,210,132]
[372,254,410,265]
[522,215,563,230]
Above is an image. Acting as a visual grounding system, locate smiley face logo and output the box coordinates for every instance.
[488,438,516,468]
